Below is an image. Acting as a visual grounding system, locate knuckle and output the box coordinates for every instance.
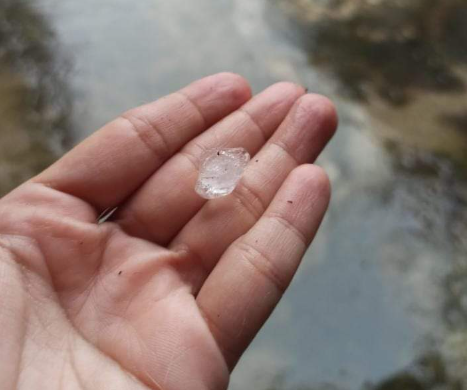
[119,112,172,162]
[238,108,267,142]
[232,179,267,222]
[235,240,288,294]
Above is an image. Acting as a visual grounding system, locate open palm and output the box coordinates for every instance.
[0,73,336,390]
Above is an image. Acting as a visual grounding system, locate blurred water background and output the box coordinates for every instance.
[1,0,467,388]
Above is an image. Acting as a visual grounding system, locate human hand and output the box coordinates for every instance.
[0,73,337,390]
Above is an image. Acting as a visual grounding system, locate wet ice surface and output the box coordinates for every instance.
[195,148,250,199]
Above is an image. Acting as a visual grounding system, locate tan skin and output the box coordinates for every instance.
[0,73,337,390]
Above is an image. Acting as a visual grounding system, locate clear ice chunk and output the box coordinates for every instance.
[195,148,250,199]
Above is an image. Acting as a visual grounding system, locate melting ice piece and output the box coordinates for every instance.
[195,148,250,199]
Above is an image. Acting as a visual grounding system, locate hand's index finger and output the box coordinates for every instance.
[33,73,251,212]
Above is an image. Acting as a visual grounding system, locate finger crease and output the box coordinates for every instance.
[232,180,267,222]
[235,240,288,294]
[176,92,208,129]
[267,213,308,247]
[270,140,300,166]
[238,108,268,142]
[120,114,172,163]
[178,149,202,172]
